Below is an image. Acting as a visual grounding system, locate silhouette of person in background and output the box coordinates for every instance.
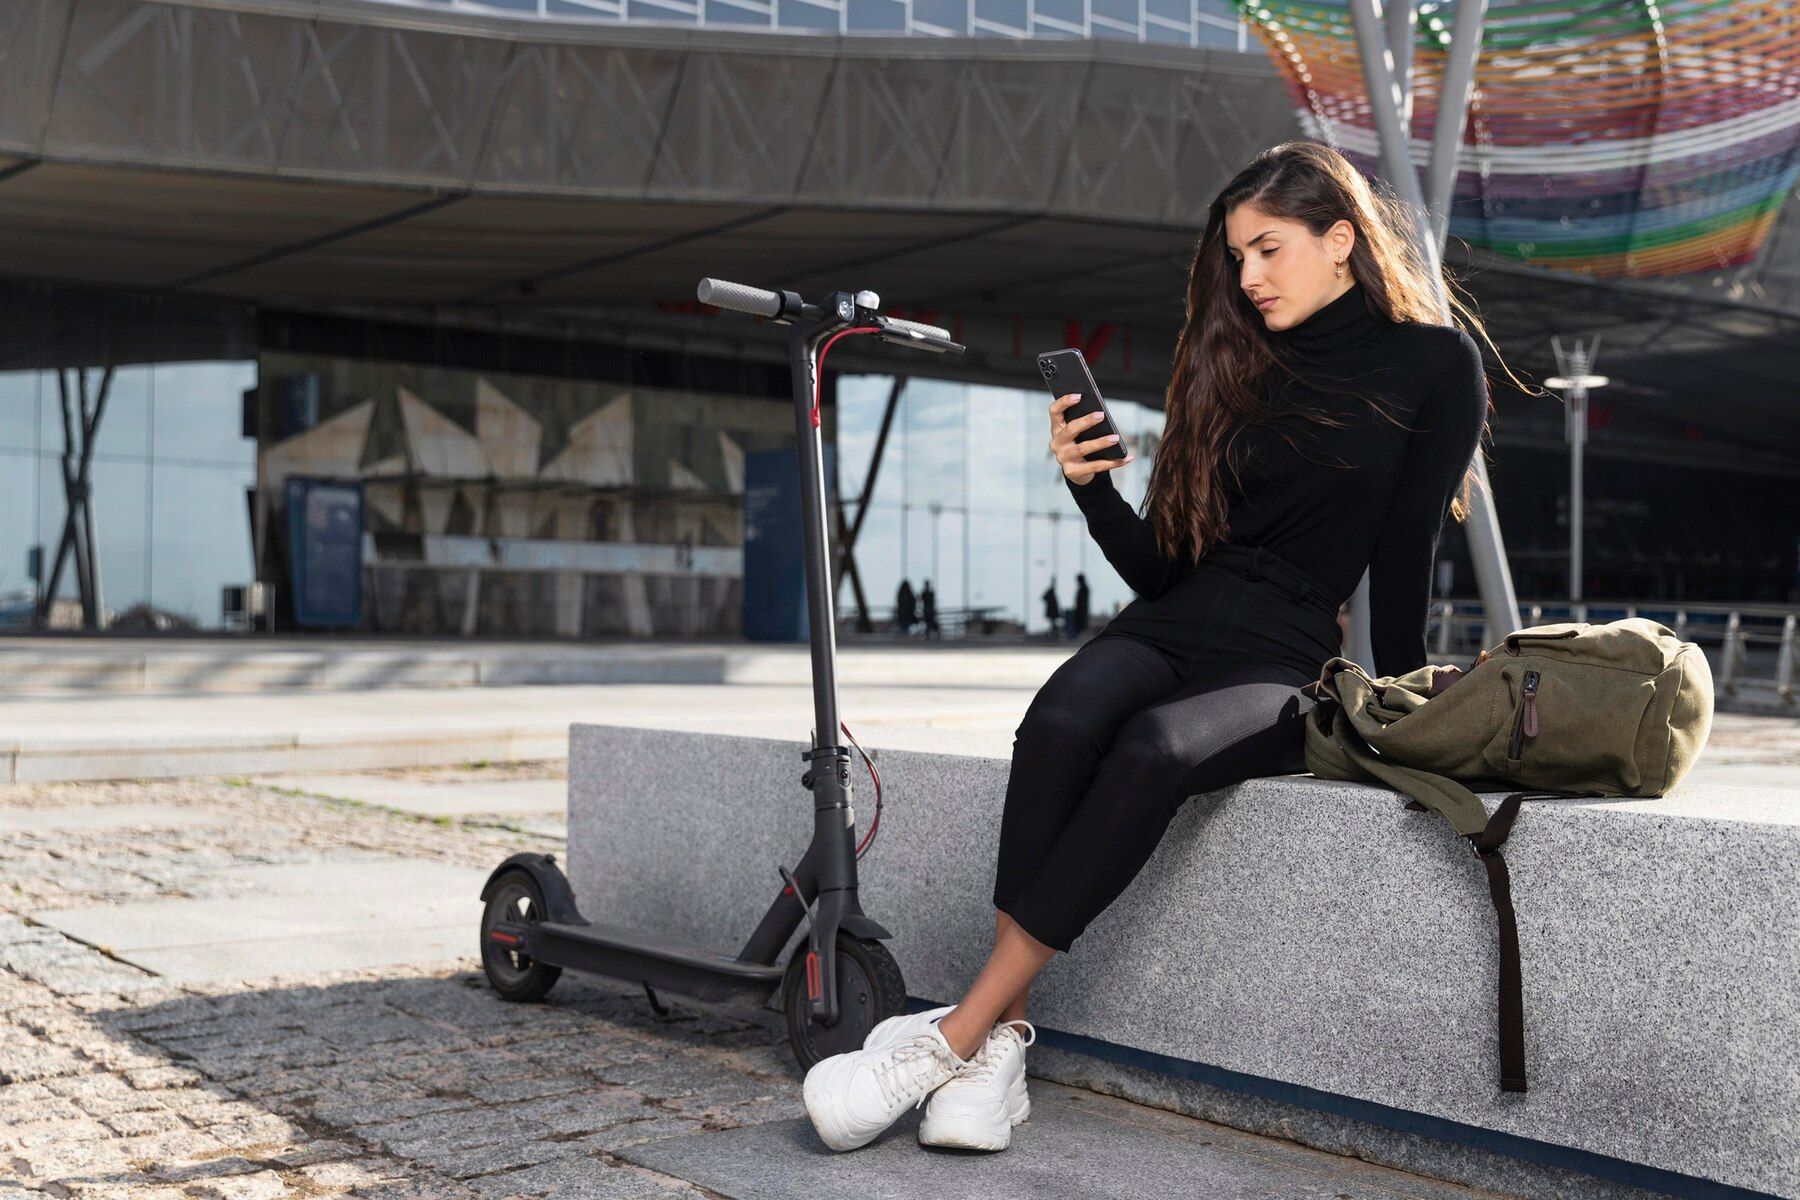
[1041,582,1060,640]
[921,580,940,639]
[894,579,917,637]
[1071,573,1091,638]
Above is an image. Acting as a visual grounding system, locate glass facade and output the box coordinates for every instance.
[836,374,1166,635]
[254,351,796,639]
[384,0,1250,48]
[0,363,258,630]
[0,277,1178,641]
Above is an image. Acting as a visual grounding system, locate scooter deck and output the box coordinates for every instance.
[495,917,785,1005]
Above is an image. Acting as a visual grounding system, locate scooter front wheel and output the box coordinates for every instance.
[781,933,906,1069]
[480,869,563,1002]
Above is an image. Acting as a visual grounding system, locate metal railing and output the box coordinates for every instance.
[1428,599,1798,704]
[837,594,1797,704]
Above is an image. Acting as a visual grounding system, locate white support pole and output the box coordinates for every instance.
[1340,0,1520,673]
[1426,0,1487,248]
[1344,571,1375,668]
[1386,0,1415,122]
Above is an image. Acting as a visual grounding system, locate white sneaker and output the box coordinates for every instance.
[918,1019,1036,1151]
[803,1024,974,1152]
[863,1004,956,1050]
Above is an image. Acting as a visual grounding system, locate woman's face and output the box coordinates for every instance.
[1223,204,1355,331]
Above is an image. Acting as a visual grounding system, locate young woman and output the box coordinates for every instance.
[802,139,1507,1154]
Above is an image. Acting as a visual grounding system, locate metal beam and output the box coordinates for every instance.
[835,374,907,632]
[467,206,792,304]
[166,194,468,293]
[38,363,113,629]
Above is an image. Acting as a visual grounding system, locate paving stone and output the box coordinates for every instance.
[98,1107,186,1137]
[346,1176,485,1199]
[507,1087,660,1137]
[425,1134,572,1180]
[569,1116,711,1156]
[183,1168,290,1200]
[0,1040,89,1085]
[297,1156,391,1188]
[467,1074,596,1106]
[468,1155,679,1200]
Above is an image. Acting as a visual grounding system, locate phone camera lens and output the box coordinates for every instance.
[1042,362,1058,379]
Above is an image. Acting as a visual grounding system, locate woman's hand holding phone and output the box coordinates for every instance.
[1050,393,1134,486]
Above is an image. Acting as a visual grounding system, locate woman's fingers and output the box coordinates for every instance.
[1050,394,1132,482]
[1050,405,1106,450]
[1063,453,1134,484]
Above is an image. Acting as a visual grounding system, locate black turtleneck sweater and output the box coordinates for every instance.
[1064,278,1487,677]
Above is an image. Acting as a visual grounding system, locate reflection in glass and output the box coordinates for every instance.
[0,362,256,629]
[838,373,1165,634]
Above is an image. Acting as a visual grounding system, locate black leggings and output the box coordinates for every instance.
[991,635,1318,953]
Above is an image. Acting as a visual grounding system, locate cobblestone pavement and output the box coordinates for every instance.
[0,767,797,1199]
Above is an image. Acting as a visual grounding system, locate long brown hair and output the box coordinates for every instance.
[1142,139,1519,566]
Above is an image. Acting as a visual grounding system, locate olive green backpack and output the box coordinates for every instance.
[1302,617,1714,1092]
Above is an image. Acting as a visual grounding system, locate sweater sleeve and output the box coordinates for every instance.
[1064,468,1191,600]
[1367,329,1488,677]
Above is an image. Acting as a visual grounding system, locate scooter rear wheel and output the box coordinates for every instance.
[781,933,906,1069]
[481,870,563,1002]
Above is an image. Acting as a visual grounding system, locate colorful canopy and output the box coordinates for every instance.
[1237,0,1800,277]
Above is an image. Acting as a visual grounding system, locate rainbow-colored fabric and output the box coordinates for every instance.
[1237,0,1800,277]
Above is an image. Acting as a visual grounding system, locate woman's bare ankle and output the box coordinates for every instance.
[934,1007,990,1062]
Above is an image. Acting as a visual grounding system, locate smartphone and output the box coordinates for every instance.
[1037,348,1129,463]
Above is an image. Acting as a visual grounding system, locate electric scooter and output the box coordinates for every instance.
[477,277,965,1068]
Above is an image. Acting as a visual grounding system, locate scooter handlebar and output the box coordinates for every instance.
[696,277,784,318]
[879,316,953,344]
[696,278,964,354]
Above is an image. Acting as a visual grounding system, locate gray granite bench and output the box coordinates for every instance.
[567,722,1798,1200]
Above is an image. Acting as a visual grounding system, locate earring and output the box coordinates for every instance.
[1335,260,1345,278]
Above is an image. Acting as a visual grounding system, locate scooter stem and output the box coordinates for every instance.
[788,315,860,1027]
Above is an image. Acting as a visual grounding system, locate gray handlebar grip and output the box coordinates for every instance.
[697,277,783,318]
[881,316,952,342]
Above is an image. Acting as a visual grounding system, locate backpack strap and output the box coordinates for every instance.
[1470,791,1529,1093]
[1315,700,1596,1093]
[1435,786,1586,1093]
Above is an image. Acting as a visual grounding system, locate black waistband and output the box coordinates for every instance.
[1199,543,1340,612]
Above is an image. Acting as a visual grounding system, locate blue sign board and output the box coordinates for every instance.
[743,444,835,642]
[284,478,364,629]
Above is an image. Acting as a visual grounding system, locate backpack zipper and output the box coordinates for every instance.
[1507,669,1540,759]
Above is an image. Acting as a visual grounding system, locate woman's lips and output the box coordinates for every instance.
[1255,296,1278,310]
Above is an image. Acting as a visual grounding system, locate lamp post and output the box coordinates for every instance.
[1545,335,1608,604]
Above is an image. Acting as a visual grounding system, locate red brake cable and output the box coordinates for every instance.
[843,720,882,859]
[811,326,880,428]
